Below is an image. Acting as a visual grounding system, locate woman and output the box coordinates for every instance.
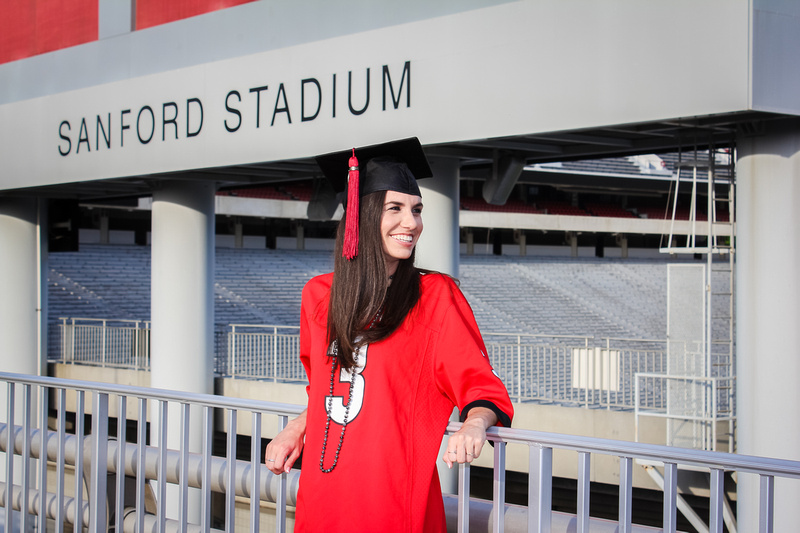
[265,138,513,532]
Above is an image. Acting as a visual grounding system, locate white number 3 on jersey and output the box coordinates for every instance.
[325,344,367,425]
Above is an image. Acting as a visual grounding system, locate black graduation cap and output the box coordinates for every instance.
[314,137,433,259]
[315,137,433,199]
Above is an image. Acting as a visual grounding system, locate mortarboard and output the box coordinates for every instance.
[315,137,433,260]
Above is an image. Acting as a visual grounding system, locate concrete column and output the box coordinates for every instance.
[99,213,110,244]
[0,198,44,375]
[736,123,800,532]
[415,156,460,494]
[617,234,629,259]
[296,222,305,250]
[516,230,526,256]
[150,180,215,521]
[567,232,578,257]
[416,157,460,277]
[466,231,474,255]
[234,219,243,249]
[0,198,46,490]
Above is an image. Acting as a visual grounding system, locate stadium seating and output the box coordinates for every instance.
[48,245,718,343]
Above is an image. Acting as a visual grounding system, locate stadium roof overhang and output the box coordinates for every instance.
[3,109,788,203]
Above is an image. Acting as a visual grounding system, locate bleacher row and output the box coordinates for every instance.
[46,244,722,343]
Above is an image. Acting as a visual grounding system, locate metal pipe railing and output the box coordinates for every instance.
[1,372,799,533]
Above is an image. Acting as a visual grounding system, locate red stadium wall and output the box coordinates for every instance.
[136,0,256,30]
[0,0,258,65]
[0,0,98,64]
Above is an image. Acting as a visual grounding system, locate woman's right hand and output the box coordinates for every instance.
[265,409,307,474]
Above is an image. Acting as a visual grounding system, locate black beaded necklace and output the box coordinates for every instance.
[319,306,384,473]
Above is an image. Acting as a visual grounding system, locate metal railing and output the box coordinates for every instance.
[57,317,150,370]
[635,373,737,452]
[0,372,797,533]
[52,320,674,410]
[225,324,302,381]
[483,333,668,409]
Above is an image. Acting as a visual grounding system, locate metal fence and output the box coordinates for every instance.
[57,318,150,370]
[224,324,303,381]
[0,372,797,533]
[483,333,668,409]
[53,319,688,410]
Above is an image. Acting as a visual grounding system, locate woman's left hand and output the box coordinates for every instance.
[442,407,498,468]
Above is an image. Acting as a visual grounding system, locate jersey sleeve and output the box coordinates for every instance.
[431,278,513,427]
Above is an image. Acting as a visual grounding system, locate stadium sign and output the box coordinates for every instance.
[55,62,411,158]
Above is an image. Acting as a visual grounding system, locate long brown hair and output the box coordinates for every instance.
[327,190,421,369]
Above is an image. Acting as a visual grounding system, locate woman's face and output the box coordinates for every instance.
[380,190,423,276]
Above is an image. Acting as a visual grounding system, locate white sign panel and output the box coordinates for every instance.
[0,0,751,190]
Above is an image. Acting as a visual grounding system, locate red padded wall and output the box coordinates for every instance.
[0,0,97,64]
[136,0,256,30]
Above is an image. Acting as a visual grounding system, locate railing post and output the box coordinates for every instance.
[457,462,470,533]
[709,468,724,533]
[74,390,86,533]
[226,409,237,533]
[230,325,237,377]
[516,335,521,399]
[70,318,76,362]
[4,383,14,533]
[251,411,262,533]
[179,403,190,533]
[136,398,147,533]
[115,396,127,533]
[276,414,288,533]
[273,327,279,383]
[21,384,32,533]
[56,387,66,532]
[102,319,107,367]
[577,451,590,533]
[619,456,633,533]
[663,462,678,533]
[38,386,48,533]
[89,391,109,533]
[760,474,774,533]
[157,400,168,533]
[492,441,506,533]
[528,444,552,533]
[135,321,140,369]
[201,405,213,532]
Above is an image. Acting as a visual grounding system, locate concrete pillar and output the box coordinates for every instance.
[466,231,474,255]
[0,198,45,375]
[99,213,110,244]
[416,156,460,494]
[150,180,215,521]
[567,232,578,257]
[295,222,305,250]
[416,157,460,277]
[617,234,629,259]
[516,230,526,256]
[0,198,46,491]
[736,123,800,532]
[234,219,243,249]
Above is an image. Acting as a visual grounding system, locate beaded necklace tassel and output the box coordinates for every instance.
[319,307,382,473]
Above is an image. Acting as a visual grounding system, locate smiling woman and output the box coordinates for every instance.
[264,137,513,532]
[381,190,423,276]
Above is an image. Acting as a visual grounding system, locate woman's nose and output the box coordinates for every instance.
[400,209,419,228]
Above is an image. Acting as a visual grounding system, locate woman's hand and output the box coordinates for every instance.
[442,407,498,468]
[265,409,307,474]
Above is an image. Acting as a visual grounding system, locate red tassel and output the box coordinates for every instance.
[343,149,360,259]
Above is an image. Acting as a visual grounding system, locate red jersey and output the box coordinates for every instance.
[294,272,513,533]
